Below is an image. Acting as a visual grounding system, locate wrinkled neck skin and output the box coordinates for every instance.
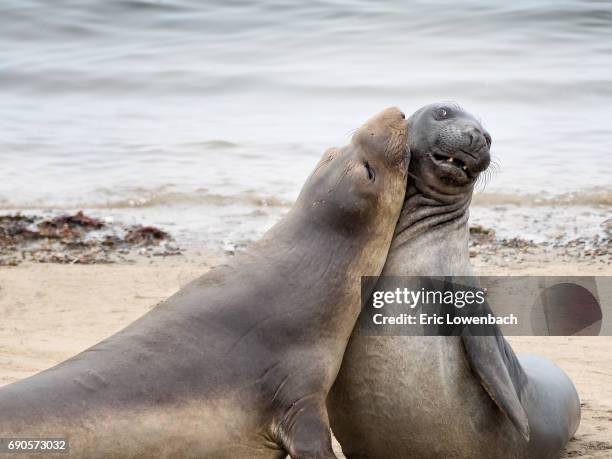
[383,177,475,277]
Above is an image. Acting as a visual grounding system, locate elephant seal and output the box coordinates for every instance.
[329,103,580,458]
[0,108,408,458]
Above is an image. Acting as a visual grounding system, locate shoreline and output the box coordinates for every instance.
[1,211,609,269]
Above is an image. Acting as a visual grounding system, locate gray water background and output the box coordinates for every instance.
[1,0,611,248]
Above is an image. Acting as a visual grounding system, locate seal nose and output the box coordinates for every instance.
[483,130,492,147]
[459,123,491,175]
[464,126,491,150]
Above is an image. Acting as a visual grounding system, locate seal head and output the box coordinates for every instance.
[296,107,408,232]
[391,103,491,249]
[408,102,491,191]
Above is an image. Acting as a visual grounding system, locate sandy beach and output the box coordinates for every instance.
[0,250,610,458]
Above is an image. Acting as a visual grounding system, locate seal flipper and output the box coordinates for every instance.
[276,396,337,459]
[462,333,530,441]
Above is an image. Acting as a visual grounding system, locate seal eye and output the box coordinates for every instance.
[435,108,448,120]
[364,161,375,182]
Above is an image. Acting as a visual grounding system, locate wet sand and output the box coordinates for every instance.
[0,252,610,458]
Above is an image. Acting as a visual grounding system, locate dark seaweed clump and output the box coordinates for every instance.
[0,211,180,266]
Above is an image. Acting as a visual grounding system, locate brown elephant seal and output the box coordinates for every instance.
[328,103,580,458]
[0,108,408,458]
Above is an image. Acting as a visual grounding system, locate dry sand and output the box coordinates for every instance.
[0,252,610,458]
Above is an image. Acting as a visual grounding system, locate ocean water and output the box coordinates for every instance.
[1,0,611,248]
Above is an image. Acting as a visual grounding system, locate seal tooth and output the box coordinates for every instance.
[448,158,454,163]
[462,165,468,171]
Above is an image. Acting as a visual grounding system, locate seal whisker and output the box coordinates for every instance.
[488,153,501,173]
[345,127,359,140]
[474,169,487,191]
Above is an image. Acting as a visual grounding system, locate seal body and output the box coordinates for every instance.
[329,103,580,458]
[0,108,409,458]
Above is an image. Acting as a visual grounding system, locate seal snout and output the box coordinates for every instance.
[433,120,491,180]
[353,107,408,168]
[462,123,491,176]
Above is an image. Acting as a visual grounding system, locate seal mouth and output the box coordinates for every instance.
[431,152,474,180]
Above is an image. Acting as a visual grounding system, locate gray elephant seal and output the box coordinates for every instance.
[329,103,580,458]
[0,108,408,458]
